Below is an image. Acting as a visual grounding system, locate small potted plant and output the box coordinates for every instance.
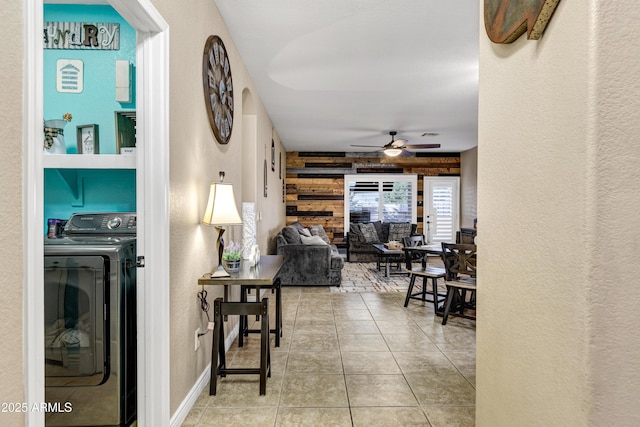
[221,241,242,273]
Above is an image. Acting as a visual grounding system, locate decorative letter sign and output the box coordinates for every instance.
[44,22,120,50]
[484,0,561,44]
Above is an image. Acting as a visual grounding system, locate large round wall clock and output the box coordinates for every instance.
[202,35,234,144]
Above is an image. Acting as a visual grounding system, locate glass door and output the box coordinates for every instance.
[423,177,460,244]
[44,255,108,386]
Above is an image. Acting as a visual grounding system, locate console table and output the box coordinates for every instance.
[198,255,285,395]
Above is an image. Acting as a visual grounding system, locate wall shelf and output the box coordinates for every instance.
[42,154,136,169]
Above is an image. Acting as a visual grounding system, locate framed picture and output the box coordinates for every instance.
[115,110,136,154]
[76,124,99,154]
[271,139,275,172]
[279,152,282,180]
[263,159,268,197]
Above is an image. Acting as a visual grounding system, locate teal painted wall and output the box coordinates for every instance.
[44,4,136,154]
[44,5,136,229]
[44,169,137,225]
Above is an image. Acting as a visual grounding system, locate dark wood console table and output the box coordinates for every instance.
[198,255,285,395]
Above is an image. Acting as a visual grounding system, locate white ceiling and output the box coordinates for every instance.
[215,0,479,154]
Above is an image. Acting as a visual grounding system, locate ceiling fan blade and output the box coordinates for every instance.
[399,148,414,157]
[403,143,441,149]
[350,144,382,148]
[391,138,408,147]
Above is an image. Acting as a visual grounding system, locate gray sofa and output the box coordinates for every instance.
[275,222,344,286]
[346,221,418,262]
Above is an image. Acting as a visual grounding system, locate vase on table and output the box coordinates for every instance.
[222,259,241,274]
[43,119,68,154]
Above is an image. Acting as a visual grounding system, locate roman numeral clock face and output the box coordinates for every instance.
[202,35,234,144]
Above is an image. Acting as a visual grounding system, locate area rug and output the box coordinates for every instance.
[332,262,411,293]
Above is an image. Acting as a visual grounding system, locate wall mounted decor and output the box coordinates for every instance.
[44,22,120,50]
[115,60,131,103]
[271,139,276,172]
[77,124,99,154]
[202,35,234,144]
[484,0,561,43]
[56,59,83,93]
[279,152,282,180]
[263,160,268,197]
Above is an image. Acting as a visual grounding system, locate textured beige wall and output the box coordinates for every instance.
[477,1,640,426]
[0,0,25,425]
[460,147,477,228]
[147,0,286,415]
[589,2,640,424]
[2,0,283,421]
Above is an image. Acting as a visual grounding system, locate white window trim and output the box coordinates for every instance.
[343,174,418,233]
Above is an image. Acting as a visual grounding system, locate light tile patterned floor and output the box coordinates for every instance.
[183,265,476,427]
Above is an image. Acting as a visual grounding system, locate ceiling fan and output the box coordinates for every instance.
[351,131,441,157]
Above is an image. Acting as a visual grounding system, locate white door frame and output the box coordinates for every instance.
[423,176,460,244]
[23,1,170,425]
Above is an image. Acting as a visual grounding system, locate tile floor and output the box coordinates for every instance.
[183,282,476,427]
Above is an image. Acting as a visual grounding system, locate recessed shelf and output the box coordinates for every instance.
[43,154,136,169]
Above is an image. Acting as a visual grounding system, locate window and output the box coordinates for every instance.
[344,174,417,229]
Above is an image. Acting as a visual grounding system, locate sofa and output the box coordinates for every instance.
[275,222,344,286]
[346,221,418,262]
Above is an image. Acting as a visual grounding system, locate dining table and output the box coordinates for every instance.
[402,243,444,270]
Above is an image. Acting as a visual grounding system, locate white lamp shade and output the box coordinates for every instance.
[202,182,243,225]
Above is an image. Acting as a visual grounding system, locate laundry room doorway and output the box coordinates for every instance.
[24,0,170,425]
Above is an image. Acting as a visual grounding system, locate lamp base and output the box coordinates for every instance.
[211,265,230,278]
[215,225,225,270]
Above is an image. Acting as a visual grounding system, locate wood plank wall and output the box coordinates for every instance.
[286,152,461,242]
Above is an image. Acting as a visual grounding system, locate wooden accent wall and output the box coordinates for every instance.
[286,152,460,242]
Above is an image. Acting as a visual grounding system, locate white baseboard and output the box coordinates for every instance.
[169,323,238,427]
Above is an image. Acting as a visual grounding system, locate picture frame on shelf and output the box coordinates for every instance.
[76,124,99,154]
[115,110,137,155]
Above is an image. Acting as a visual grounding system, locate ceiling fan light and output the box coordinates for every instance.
[384,147,402,157]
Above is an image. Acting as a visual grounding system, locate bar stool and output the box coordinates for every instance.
[403,267,447,313]
[238,278,282,347]
[402,235,447,313]
[210,297,271,396]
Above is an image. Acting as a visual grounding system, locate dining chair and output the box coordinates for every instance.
[440,242,477,325]
[402,235,427,269]
[402,235,447,312]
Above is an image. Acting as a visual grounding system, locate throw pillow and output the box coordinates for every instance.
[372,221,383,242]
[359,222,380,243]
[388,222,412,242]
[300,234,328,245]
[310,225,331,244]
[282,226,302,244]
[381,222,391,242]
[299,228,312,237]
[349,223,364,242]
[289,221,306,233]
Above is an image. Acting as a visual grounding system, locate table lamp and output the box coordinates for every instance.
[202,171,243,272]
